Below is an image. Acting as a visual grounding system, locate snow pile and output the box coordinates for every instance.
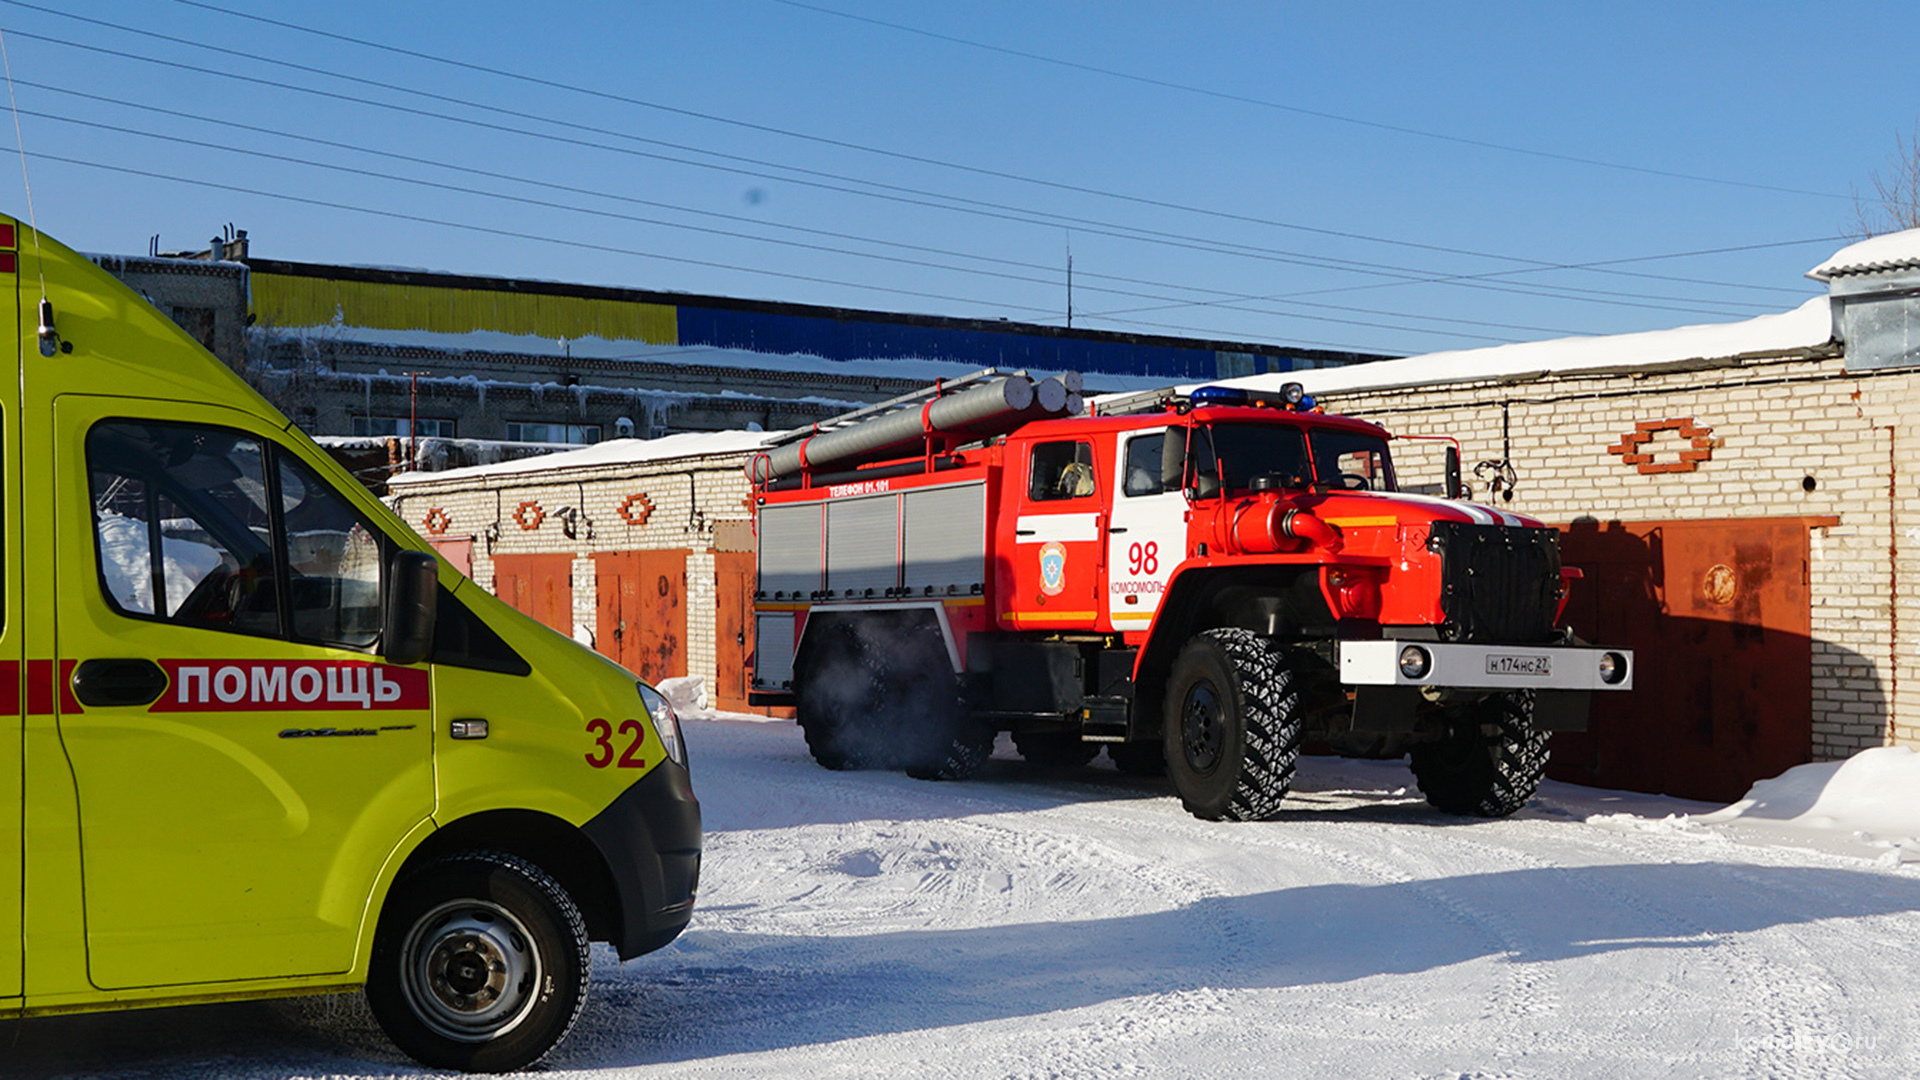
[1205,295,1831,399]
[1588,747,1920,866]
[1807,226,1920,280]
[653,675,710,716]
[388,429,779,485]
[1698,747,1920,839]
[266,324,1164,393]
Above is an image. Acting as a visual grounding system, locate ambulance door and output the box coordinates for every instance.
[1104,427,1186,633]
[52,401,433,990]
[1006,437,1104,627]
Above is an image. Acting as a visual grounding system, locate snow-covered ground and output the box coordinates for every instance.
[11,720,1920,1079]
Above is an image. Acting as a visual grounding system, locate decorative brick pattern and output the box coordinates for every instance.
[1608,417,1719,475]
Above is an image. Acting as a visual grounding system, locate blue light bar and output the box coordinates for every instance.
[1188,385,1248,407]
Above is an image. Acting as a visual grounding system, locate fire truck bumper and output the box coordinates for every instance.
[1338,640,1634,692]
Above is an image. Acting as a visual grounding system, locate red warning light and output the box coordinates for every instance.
[0,224,15,249]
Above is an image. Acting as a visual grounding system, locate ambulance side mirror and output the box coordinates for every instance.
[1445,445,1463,500]
[384,549,439,666]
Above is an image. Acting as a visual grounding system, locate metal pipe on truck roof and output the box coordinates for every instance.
[754,376,1037,482]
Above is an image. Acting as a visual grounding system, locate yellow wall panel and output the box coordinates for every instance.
[251,274,678,345]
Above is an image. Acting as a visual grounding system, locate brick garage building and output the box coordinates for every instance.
[1222,229,1920,800]
[391,229,1920,801]
[386,432,770,711]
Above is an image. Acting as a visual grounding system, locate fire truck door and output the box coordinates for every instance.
[1009,438,1103,626]
[1105,428,1185,632]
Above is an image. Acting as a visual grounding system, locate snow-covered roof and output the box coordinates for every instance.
[1205,296,1832,399]
[1806,227,1920,281]
[388,428,779,486]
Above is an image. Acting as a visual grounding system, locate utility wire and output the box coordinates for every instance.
[20,85,1616,339]
[5,6,1820,303]
[768,0,1850,203]
[8,29,1791,324]
[28,151,1426,353]
[26,122,1529,344]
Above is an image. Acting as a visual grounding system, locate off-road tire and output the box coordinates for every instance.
[1013,730,1099,769]
[900,650,992,782]
[1409,690,1549,817]
[1163,628,1305,821]
[366,852,589,1073]
[1107,742,1167,776]
[903,714,995,781]
[794,621,894,770]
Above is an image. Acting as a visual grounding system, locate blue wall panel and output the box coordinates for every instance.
[676,306,1236,379]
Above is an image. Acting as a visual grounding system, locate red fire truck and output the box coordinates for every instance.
[746,370,1632,821]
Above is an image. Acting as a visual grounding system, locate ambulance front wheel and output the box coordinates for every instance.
[367,851,591,1073]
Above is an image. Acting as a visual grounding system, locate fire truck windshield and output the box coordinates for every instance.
[1191,423,1396,494]
[1191,423,1310,493]
[1308,429,1397,492]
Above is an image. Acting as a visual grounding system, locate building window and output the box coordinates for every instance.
[505,422,601,445]
[351,416,456,438]
[169,306,217,352]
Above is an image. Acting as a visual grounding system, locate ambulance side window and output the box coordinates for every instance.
[279,455,383,648]
[1029,440,1096,501]
[87,422,280,635]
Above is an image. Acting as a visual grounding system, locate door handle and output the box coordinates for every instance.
[72,658,169,707]
[1107,526,1129,533]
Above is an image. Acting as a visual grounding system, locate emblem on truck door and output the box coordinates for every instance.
[1039,541,1067,596]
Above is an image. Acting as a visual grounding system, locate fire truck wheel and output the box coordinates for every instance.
[366,851,590,1073]
[1107,742,1167,776]
[901,668,992,781]
[794,621,896,771]
[1409,690,1549,817]
[1163,628,1304,822]
[1013,730,1098,769]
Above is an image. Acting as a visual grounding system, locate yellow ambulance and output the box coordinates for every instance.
[0,218,700,1072]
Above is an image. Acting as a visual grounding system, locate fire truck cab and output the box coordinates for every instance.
[750,371,1632,822]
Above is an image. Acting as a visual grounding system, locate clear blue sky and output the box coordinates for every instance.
[2,0,1913,356]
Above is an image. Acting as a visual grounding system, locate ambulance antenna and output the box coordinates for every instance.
[0,25,46,303]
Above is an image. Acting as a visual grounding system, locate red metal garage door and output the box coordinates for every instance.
[714,551,755,712]
[492,552,574,637]
[428,536,473,578]
[595,550,688,684]
[1553,516,1833,803]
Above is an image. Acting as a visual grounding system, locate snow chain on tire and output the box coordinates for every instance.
[1409,689,1549,817]
[1164,628,1306,822]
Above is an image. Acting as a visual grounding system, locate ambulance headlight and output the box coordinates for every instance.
[638,682,686,766]
[1398,645,1432,680]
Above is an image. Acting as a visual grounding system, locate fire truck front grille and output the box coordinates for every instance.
[1429,522,1561,644]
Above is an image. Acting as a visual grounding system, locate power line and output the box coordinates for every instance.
[10,26,1794,326]
[29,152,1431,353]
[7,4,1823,304]
[28,120,1535,345]
[767,0,1852,203]
[20,85,1614,340]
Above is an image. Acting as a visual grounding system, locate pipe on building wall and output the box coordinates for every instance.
[1886,423,1899,746]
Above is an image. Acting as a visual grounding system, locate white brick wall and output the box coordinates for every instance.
[392,454,755,706]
